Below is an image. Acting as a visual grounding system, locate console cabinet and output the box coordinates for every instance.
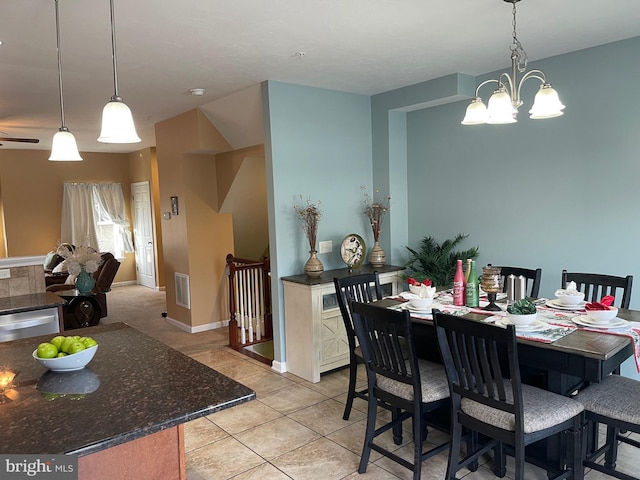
[282,265,404,383]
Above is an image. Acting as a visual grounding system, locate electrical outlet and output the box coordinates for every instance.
[0,269,10,279]
[318,240,332,254]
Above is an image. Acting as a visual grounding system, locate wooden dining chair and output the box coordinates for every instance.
[575,374,640,480]
[351,301,450,480]
[561,270,633,308]
[333,273,383,420]
[432,310,585,480]
[488,264,542,298]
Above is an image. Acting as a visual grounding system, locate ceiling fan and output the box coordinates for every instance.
[0,136,39,147]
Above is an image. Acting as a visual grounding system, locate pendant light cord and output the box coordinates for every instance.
[109,0,121,100]
[54,0,67,130]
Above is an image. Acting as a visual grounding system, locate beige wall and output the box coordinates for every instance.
[0,149,143,285]
[155,109,235,329]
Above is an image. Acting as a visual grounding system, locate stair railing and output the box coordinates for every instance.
[226,254,272,348]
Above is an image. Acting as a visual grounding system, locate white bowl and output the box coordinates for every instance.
[506,312,537,326]
[408,296,434,311]
[33,345,98,372]
[585,307,618,323]
[555,291,585,306]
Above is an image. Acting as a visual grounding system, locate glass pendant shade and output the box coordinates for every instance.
[49,128,83,161]
[461,97,488,125]
[98,97,141,143]
[529,83,565,119]
[486,88,517,124]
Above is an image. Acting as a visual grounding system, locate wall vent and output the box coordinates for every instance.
[175,273,190,309]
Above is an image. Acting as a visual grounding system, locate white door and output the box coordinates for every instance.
[131,182,156,289]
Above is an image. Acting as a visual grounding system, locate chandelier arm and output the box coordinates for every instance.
[515,69,548,104]
[474,78,501,97]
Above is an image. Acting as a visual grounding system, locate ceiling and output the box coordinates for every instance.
[2,0,640,154]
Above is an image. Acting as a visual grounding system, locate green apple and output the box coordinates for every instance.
[82,337,97,348]
[67,341,86,355]
[61,337,76,354]
[37,342,58,359]
[50,336,66,350]
[56,352,67,358]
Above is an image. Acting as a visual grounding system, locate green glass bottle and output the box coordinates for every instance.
[465,260,479,308]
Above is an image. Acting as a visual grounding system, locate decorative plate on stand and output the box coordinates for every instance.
[340,234,366,269]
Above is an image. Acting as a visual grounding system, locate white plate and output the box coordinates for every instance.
[495,318,548,332]
[546,299,587,311]
[572,315,629,329]
[401,303,432,314]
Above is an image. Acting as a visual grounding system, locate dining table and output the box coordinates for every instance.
[376,290,639,473]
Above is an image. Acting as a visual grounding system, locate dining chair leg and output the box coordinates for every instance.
[392,407,403,445]
[492,441,505,477]
[604,426,619,470]
[514,438,525,480]
[412,412,424,480]
[358,392,377,473]
[445,414,463,480]
[570,417,584,480]
[342,357,359,420]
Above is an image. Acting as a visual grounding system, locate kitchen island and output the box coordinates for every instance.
[0,322,255,479]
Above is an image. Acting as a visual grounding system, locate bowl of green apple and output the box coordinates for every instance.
[33,335,98,372]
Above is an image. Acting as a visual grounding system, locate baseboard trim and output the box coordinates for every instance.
[165,316,228,333]
[271,360,286,374]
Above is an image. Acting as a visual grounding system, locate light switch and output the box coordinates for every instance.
[318,240,332,254]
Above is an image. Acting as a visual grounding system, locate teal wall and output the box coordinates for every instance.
[264,36,640,377]
[262,81,373,365]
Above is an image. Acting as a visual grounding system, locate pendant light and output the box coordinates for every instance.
[49,0,82,161]
[461,0,565,125]
[97,0,141,143]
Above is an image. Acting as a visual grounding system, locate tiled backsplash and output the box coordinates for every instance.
[0,257,46,298]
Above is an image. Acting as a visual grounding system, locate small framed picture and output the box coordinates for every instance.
[170,196,179,215]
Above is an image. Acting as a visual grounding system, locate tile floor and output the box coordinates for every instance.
[106,286,639,480]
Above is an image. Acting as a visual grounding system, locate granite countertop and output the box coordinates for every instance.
[0,291,66,315]
[281,264,405,286]
[0,322,255,456]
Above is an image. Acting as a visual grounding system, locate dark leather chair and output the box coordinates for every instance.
[333,273,382,420]
[433,310,584,480]
[47,252,120,329]
[489,264,542,298]
[575,374,640,480]
[351,301,449,480]
[561,270,633,308]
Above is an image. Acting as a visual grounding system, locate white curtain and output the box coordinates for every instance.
[61,183,99,248]
[93,183,135,253]
[61,182,134,256]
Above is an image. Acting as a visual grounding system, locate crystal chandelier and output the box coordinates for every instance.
[461,0,565,125]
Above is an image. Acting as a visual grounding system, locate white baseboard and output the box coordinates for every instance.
[271,360,286,374]
[165,316,228,333]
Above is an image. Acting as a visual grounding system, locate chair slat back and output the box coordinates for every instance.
[562,270,633,308]
[433,311,522,422]
[351,301,418,389]
[334,274,383,339]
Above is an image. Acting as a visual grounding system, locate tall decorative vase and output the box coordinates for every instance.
[304,250,324,278]
[75,269,96,295]
[369,241,386,268]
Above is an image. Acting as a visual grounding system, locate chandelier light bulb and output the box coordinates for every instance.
[486,88,517,124]
[98,96,141,143]
[461,97,488,125]
[529,83,565,119]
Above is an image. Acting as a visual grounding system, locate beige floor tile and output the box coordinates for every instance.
[271,437,361,480]
[186,436,264,480]
[372,443,449,480]
[207,398,283,435]
[288,398,366,435]
[184,417,229,452]
[303,368,361,398]
[240,369,299,397]
[259,383,329,415]
[214,359,271,381]
[341,463,403,479]
[230,462,292,479]
[190,348,247,368]
[234,416,321,460]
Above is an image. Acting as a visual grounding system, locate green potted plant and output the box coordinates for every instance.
[404,233,479,287]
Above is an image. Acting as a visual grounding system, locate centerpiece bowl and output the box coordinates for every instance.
[506,312,537,326]
[555,291,585,306]
[406,294,434,311]
[33,345,98,372]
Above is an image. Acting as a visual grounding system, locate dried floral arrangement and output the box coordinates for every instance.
[362,187,391,242]
[293,196,322,252]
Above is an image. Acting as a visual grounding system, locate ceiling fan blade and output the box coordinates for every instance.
[0,137,39,143]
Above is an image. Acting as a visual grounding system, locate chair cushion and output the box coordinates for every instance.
[575,375,640,425]
[376,359,449,403]
[461,382,583,434]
